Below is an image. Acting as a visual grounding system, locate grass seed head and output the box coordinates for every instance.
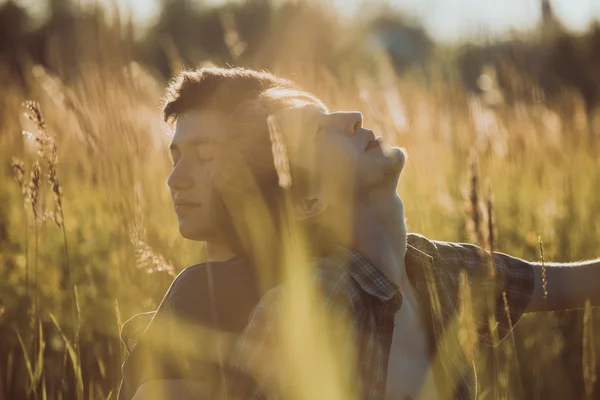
[29,161,41,219]
[467,151,485,249]
[22,101,47,133]
[11,157,26,194]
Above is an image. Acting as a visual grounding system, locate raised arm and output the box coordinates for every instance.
[526,258,600,313]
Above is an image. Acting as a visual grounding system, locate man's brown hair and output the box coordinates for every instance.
[162,67,293,124]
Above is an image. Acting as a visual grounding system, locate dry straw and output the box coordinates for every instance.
[467,151,485,252]
[128,194,176,278]
[17,100,81,386]
[11,157,30,299]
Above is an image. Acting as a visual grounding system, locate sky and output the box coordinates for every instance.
[14,0,600,42]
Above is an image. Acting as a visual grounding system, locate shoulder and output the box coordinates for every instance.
[254,254,361,315]
[121,258,259,350]
[243,256,360,335]
[120,312,156,353]
[408,232,481,258]
[407,232,439,255]
[170,258,262,331]
[167,257,255,299]
[408,232,490,268]
[408,232,532,273]
[310,253,365,308]
[122,258,261,345]
[312,254,353,281]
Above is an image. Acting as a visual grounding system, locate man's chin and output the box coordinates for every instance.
[178,223,214,242]
[179,230,203,241]
[381,146,406,180]
[389,146,406,174]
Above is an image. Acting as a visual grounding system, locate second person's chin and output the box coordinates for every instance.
[384,146,406,176]
[371,148,403,191]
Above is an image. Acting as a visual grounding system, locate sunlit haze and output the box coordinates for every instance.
[14,0,600,42]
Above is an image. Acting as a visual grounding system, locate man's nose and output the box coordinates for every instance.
[167,161,193,190]
[330,111,363,136]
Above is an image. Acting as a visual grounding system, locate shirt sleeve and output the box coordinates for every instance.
[429,239,535,346]
[409,234,534,345]
[487,250,535,345]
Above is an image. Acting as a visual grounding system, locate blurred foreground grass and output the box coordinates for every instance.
[1,1,600,399]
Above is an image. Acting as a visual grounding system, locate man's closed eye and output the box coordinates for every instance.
[196,146,215,162]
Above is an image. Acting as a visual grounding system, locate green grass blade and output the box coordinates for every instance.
[50,313,84,399]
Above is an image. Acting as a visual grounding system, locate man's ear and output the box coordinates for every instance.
[293,196,328,221]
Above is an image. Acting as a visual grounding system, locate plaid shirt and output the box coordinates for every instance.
[226,233,534,400]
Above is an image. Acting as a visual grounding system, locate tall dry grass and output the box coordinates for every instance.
[1,3,600,399]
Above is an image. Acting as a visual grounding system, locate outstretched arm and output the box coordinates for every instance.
[526,259,600,313]
[131,380,211,400]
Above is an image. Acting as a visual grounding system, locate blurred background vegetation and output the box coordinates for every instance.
[1,0,600,398]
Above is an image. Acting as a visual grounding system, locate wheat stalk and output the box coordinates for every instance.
[27,160,41,374]
[467,151,485,250]
[11,158,30,299]
[21,101,82,382]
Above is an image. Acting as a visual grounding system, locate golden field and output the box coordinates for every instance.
[1,1,600,398]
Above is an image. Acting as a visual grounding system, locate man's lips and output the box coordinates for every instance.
[365,134,382,151]
[174,203,200,216]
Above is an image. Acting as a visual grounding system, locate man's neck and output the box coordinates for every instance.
[364,187,408,289]
[205,242,237,262]
[327,186,408,290]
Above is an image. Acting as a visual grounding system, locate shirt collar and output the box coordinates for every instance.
[330,243,434,302]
